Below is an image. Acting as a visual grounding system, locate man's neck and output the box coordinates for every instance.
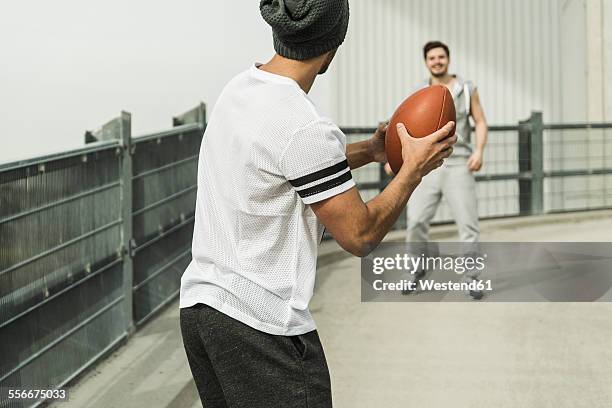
[430,73,454,86]
[258,54,320,93]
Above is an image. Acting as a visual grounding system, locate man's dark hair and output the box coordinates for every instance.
[423,41,450,59]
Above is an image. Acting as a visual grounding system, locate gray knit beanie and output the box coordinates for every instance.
[260,0,349,61]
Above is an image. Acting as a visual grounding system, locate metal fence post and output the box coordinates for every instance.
[85,112,134,334]
[85,111,134,335]
[518,111,544,215]
[530,112,544,215]
[119,112,134,335]
[518,115,531,215]
[173,102,207,128]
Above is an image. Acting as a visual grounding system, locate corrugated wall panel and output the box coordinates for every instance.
[332,0,571,127]
[604,0,612,121]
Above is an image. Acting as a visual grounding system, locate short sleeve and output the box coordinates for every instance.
[279,120,355,204]
[466,80,477,94]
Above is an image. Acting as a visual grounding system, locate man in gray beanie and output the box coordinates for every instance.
[180,1,456,407]
[260,0,350,62]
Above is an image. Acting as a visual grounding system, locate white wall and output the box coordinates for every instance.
[561,0,588,122]
[331,0,577,127]
[0,0,333,163]
[600,0,612,121]
[585,0,612,122]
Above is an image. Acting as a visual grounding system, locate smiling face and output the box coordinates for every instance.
[425,47,450,78]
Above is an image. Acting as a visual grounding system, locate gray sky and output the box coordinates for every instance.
[1,0,306,163]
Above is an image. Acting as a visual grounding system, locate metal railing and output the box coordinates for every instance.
[342,111,612,229]
[0,103,206,408]
[1,108,611,407]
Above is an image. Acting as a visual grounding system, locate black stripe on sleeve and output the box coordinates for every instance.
[297,171,353,198]
[288,159,349,187]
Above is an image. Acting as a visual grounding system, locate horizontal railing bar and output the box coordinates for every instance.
[342,123,612,134]
[135,287,180,327]
[0,258,123,330]
[133,248,191,291]
[544,122,612,130]
[483,125,522,131]
[0,219,122,278]
[545,168,612,177]
[0,295,125,384]
[475,173,521,182]
[132,123,202,144]
[132,215,195,255]
[356,169,612,191]
[0,181,121,226]
[131,155,199,180]
[132,185,197,217]
[357,172,523,191]
[0,140,120,173]
[468,125,523,132]
[341,125,521,135]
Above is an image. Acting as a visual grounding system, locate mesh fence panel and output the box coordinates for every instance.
[0,143,125,407]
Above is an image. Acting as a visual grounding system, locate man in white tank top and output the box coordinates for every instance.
[401,41,489,300]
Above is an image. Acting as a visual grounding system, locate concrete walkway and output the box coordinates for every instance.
[53,210,612,408]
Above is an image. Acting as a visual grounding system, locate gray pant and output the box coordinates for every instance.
[405,159,482,281]
[180,303,332,408]
[407,159,479,243]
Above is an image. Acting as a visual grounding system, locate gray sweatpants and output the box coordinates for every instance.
[407,159,479,243]
[181,303,332,408]
[405,159,481,281]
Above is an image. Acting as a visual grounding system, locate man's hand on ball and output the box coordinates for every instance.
[369,121,389,163]
[396,121,456,179]
[467,151,484,172]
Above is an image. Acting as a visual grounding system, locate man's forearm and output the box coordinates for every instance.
[474,122,488,154]
[356,166,421,252]
[346,140,375,169]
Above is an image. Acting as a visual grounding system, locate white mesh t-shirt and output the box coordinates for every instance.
[179,64,355,335]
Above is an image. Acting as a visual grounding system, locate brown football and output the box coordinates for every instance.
[385,84,456,174]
